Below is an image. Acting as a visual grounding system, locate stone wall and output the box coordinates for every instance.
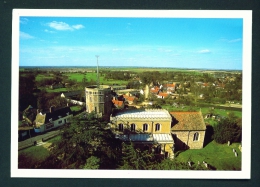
[172,130,205,150]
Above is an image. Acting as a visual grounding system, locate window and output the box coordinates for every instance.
[193,132,199,141]
[155,123,160,131]
[58,120,63,124]
[130,123,136,132]
[118,123,124,132]
[90,97,92,102]
[143,123,148,132]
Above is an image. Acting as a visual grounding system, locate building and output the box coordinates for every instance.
[85,85,112,118]
[110,109,175,159]
[170,111,206,150]
[34,106,73,133]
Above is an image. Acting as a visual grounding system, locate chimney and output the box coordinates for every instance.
[50,106,55,113]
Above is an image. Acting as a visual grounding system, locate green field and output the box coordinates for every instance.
[67,72,128,85]
[175,141,241,170]
[35,74,53,81]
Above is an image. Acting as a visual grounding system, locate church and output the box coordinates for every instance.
[85,84,206,159]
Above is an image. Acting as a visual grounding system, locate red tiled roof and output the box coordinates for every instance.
[170,112,206,131]
[112,99,124,107]
[158,92,168,97]
[164,83,175,88]
[127,96,136,101]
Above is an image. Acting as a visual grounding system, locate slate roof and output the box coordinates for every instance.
[116,133,173,143]
[114,109,172,121]
[170,111,206,131]
[35,107,72,124]
[61,91,82,98]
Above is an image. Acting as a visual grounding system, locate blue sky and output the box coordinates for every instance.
[19,17,243,69]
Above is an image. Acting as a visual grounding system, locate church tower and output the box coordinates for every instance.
[85,56,112,118]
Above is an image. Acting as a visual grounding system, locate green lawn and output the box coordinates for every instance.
[175,141,241,170]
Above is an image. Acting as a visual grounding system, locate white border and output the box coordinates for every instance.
[11,9,252,179]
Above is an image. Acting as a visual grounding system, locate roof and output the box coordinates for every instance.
[123,95,136,101]
[170,111,206,131]
[112,99,124,107]
[164,83,175,88]
[35,107,72,124]
[113,109,172,121]
[116,133,173,143]
[158,92,169,97]
[61,91,82,97]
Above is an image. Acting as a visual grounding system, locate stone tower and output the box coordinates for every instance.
[85,85,112,118]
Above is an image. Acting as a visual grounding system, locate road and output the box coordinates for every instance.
[18,129,60,150]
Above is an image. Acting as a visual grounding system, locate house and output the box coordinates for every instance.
[34,106,73,133]
[170,111,206,150]
[163,83,176,93]
[61,91,82,99]
[112,99,125,109]
[157,92,169,99]
[49,82,64,89]
[123,95,136,105]
[110,109,175,159]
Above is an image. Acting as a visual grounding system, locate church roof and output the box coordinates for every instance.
[116,133,173,143]
[113,109,172,121]
[170,111,206,131]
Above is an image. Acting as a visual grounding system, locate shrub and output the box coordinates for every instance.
[213,118,242,144]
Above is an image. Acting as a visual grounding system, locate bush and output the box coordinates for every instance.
[213,118,242,144]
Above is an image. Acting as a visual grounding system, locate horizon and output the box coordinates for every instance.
[19,65,242,71]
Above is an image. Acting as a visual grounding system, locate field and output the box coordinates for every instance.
[162,104,242,126]
[66,72,128,85]
[175,141,241,170]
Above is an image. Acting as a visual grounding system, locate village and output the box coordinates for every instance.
[18,67,242,170]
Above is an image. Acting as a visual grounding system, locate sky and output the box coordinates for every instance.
[19,17,243,69]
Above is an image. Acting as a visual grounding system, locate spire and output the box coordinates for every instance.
[96,55,100,88]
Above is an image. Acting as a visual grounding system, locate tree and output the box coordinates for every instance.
[41,113,122,169]
[83,156,100,169]
[213,118,242,144]
[119,142,157,170]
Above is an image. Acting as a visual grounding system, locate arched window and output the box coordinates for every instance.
[155,123,161,131]
[193,132,199,141]
[143,123,148,132]
[130,123,136,132]
[118,123,124,132]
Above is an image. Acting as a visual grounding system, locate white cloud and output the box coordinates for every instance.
[44,29,56,33]
[46,21,84,31]
[20,31,34,39]
[72,24,84,29]
[219,37,242,43]
[20,18,29,24]
[198,49,211,54]
[228,38,242,43]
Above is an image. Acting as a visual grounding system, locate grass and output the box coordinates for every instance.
[67,72,128,85]
[45,87,68,93]
[35,74,53,81]
[70,105,82,112]
[175,141,241,170]
[18,136,61,161]
[163,104,241,117]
